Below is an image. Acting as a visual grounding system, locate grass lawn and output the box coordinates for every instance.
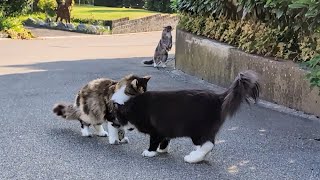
[71,5,160,20]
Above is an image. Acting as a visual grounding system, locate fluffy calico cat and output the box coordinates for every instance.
[53,74,151,144]
[143,26,173,68]
[112,70,260,163]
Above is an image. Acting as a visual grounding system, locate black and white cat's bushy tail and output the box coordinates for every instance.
[142,59,154,65]
[53,103,81,120]
[220,70,260,119]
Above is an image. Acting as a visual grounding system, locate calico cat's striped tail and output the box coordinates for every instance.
[53,103,81,120]
[220,70,260,119]
[142,59,154,65]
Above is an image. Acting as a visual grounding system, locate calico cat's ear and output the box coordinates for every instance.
[143,76,151,82]
[131,79,138,89]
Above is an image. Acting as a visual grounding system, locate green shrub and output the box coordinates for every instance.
[0,17,34,39]
[37,0,57,17]
[94,0,144,8]
[178,0,320,94]
[144,0,174,13]
[0,0,32,17]
[170,0,179,12]
[305,55,320,94]
[179,14,320,62]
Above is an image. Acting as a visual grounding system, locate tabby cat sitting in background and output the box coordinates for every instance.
[143,26,173,68]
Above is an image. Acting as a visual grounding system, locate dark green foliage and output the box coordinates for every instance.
[178,0,320,34]
[0,0,31,17]
[144,0,174,13]
[94,0,144,8]
[304,55,320,94]
[178,0,320,92]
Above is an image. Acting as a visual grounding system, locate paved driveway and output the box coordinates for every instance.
[0,31,319,180]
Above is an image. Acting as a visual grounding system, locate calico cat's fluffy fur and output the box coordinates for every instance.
[112,70,260,163]
[143,26,173,68]
[52,74,151,144]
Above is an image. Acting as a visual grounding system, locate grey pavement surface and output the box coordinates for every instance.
[25,26,97,37]
[0,30,319,180]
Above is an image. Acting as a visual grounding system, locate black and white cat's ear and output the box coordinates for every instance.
[131,79,138,89]
[143,76,151,82]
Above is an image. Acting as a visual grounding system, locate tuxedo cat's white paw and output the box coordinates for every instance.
[153,63,158,68]
[161,63,167,68]
[142,150,158,157]
[109,138,120,145]
[184,151,206,163]
[184,141,213,163]
[157,146,169,153]
[120,137,129,144]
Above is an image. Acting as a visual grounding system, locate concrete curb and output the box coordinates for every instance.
[175,29,320,117]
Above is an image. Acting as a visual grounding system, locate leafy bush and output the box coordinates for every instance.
[178,0,320,93]
[305,55,320,94]
[0,17,33,39]
[71,18,105,26]
[179,14,320,61]
[37,0,58,16]
[94,0,144,8]
[0,0,32,17]
[170,0,179,13]
[144,0,174,13]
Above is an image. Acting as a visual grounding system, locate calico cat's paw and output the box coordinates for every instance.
[142,150,158,157]
[95,131,108,137]
[81,131,93,137]
[81,127,92,137]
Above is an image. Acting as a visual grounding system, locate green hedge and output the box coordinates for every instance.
[144,0,173,13]
[178,0,320,62]
[0,0,31,17]
[178,0,320,93]
[94,0,144,8]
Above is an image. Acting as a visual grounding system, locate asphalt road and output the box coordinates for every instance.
[0,31,319,180]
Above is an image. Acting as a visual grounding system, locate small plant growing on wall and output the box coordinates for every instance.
[305,55,320,95]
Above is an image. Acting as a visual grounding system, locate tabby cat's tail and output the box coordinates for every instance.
[53,103,81,120]
[220,70,260,119]
[142,59,154,65]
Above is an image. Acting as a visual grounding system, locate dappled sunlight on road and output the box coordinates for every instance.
[0,31,176,75]
[227,160,252,174]
[0,67,48,75]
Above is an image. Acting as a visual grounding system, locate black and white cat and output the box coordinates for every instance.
[112,71,260,163]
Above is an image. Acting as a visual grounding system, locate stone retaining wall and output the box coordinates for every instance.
[112,14,179,34]
[175,29,320,117]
